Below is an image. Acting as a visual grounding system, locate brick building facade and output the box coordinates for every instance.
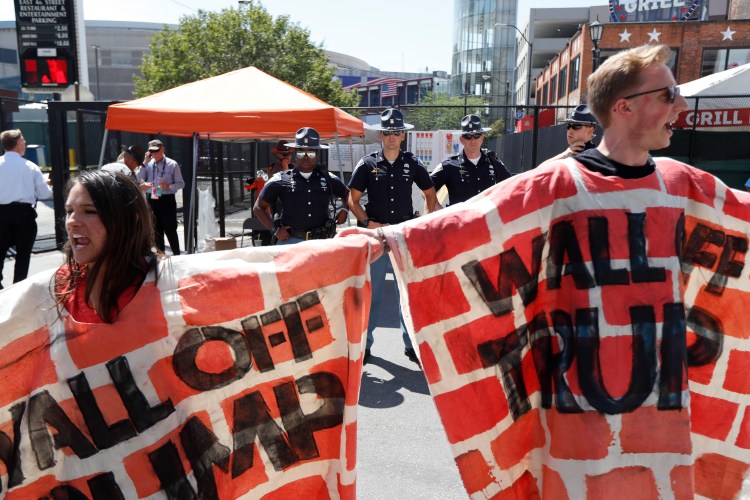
[535,19,750,124]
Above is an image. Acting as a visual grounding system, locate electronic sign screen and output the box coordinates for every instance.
[14,0,78,89]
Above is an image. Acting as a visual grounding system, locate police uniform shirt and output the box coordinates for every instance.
[582,140,597,153]
[430,150,510,205]
[259,167,347,231]
[348,150,433,224]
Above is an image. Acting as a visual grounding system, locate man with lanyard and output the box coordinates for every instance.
[429,114,511,207]
[137,139,185,255]
[0,129,52,288]
[348,108,440,365]
[254,127,349,245]
[538,104,598,168]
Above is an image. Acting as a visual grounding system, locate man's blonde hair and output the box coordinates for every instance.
[587,44,674,128]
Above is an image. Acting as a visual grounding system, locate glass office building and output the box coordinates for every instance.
[452,0,518,127]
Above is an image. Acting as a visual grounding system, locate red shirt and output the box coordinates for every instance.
[56,266,139,323]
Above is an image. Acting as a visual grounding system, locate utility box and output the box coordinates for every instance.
[26,144,47,167]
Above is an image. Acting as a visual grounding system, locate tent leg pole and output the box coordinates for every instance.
[97,129,109,167]
[347,136,355,226]
[187,133,199,254]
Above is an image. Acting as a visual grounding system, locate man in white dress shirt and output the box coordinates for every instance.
[0,129,52,288]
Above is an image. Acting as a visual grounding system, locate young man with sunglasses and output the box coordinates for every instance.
[254,127,349,245]
[429,114,511,206]
[341,44,750,495]
[348,108,440,365]
[538,105,598,168]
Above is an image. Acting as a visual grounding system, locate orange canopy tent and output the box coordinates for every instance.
[104,67,365,252]
[104,66,364,139]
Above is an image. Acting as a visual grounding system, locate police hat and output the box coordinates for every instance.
[565,105,597,125]
[370,108,414,131]
[461,114,491,134]
[284,127,329,150]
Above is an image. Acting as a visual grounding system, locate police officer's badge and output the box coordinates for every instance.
[402,164,411,180]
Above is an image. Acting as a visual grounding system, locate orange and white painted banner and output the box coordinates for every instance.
[384,157,750,499]
[0,236,372,499]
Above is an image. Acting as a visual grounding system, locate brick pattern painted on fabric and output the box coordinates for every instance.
[387,158,750,498]
[0,235,373,499]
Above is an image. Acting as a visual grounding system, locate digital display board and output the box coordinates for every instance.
[14,0,78,89]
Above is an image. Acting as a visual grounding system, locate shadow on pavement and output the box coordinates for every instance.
[359,355,430,409]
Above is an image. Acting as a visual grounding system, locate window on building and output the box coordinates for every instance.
[542,83,548,106]
[597,49,678,75]
[558,67,568,100]
[569,56,580,91]
[549,76,557,104]
[701,48,750,77]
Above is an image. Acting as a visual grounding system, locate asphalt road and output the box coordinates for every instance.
[356,261,465,499]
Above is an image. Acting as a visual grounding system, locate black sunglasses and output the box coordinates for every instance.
[623,85,680,104]
[462,132,483,140]
[567,123,592,130]
[381,131,403,137]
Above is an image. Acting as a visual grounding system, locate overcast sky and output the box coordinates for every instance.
[1,0,603,73]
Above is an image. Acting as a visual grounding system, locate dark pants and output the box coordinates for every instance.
[0,203,38,287]
[148,194,180,255]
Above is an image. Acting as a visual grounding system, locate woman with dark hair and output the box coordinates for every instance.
[55,169,161,323]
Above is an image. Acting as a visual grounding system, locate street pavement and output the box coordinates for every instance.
[2,200,467,498]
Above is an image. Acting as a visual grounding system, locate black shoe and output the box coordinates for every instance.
[363,349,372,365]
[404,347,420,366]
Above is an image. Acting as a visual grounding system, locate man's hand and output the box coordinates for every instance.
[335,209,348,225]
[337,227,386,262]
[275,226,291,241]
[568,141,587,156]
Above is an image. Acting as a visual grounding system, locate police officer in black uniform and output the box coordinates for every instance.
[348,108,440,365]
[429,114,511,207]
[538,105,598,168]
[254,127,349,245]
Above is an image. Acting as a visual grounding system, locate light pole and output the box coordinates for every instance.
[495,23,533,106]
[460,82,471,116]
[91,45,101,99]
[482,74,512,133]
[589,18,604,73]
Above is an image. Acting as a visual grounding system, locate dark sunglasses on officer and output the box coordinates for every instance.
[381,130,403,137]
[567,123,593,131]
[461,132,483,140]
[296,150,318,159]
